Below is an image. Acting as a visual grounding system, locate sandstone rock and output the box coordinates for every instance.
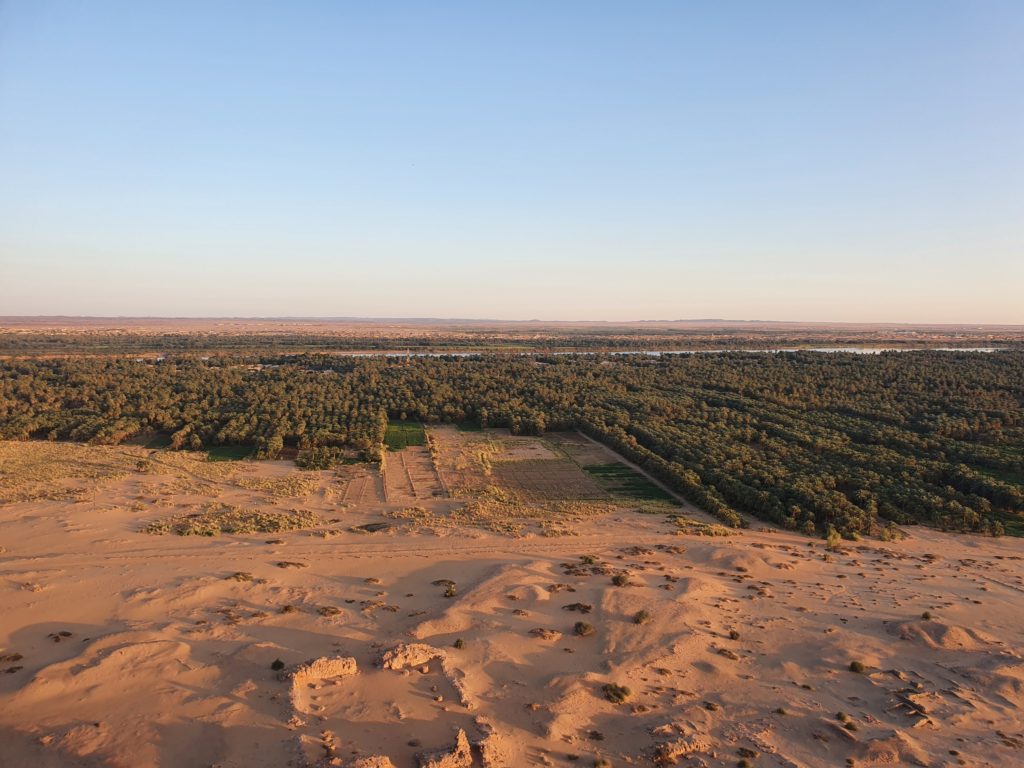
[289,656,358,684]
[379,643,444,670]
[350,757,397,768]
[652,736,712,763]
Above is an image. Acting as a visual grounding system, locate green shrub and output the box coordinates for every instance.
[574,621,595,637]
[601,683,631,704]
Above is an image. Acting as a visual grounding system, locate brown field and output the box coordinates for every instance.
[491,459,607,502]
[1,438,1022,768]
[383,446,445,504]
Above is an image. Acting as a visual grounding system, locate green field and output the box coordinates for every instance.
[207,445,253,461]
[142,433,172,449]
[384,420,426,450]
[583,463,674,502]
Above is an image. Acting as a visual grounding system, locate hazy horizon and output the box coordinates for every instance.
[2,2,1022,323]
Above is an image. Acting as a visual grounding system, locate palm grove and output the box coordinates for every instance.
[1,351,1021,537]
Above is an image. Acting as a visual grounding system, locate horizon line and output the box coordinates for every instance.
[1,316,1022,328]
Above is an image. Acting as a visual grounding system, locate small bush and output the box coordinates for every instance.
[849,660,865,673]
[728,629,740,640]
[602,683,631,704]
[826,526,842,552]
[611,573,630,587]
[921,611,932,620]
[632,610,650,625]
[271,658,285,671]
[453,638,465,649]
[574,621,595,637]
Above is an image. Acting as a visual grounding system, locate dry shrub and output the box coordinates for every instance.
[144,504,320,535]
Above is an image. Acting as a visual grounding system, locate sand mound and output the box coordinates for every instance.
[949,661,1024,709]
[702,549,770,574]
[897,620,994,651]
[412,562,549,639]
[857,730,929,765]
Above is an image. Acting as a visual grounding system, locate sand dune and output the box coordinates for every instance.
[1,444,1023,766]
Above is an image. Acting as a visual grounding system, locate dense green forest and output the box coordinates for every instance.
[1,352,1021,537]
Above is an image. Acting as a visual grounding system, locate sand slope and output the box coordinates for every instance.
[1,445,1023,767]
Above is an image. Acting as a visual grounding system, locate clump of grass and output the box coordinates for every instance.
[280,604,298,614]
[921,611,932,620]
[227,571,254,582]
[574,621,595,637]
[580,555,598,565]
[611,573,630,587]
[672,516,737,536]
[453,638,465,649]
[849,660,865,673]
[318,606,341,617]
[632,610,651,625]
[728,629,740,640]
[836,711,858,731]
[271,659,285,671]
[601,683,631,704]
[826,525,843,552]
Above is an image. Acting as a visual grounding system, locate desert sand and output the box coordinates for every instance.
[1,433,1022,768]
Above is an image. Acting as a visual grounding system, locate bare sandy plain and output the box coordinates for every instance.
[1,429,1022,768]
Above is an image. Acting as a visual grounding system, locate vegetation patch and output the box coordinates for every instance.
[384,420,426,450]
[602,683,631,704]
[207,445,253,461]
[144,504,320,536]
[584,463,674,501]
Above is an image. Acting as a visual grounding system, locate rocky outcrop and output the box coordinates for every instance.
[652,736,712,763]
[350,757,398,768]
[288,655,358,684]
[379,643,445,670]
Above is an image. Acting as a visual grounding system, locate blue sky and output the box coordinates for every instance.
[1,1,1021,321]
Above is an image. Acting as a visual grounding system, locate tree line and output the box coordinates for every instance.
[0,351,1021,537]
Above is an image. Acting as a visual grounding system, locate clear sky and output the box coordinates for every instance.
[1,1,1021,322]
